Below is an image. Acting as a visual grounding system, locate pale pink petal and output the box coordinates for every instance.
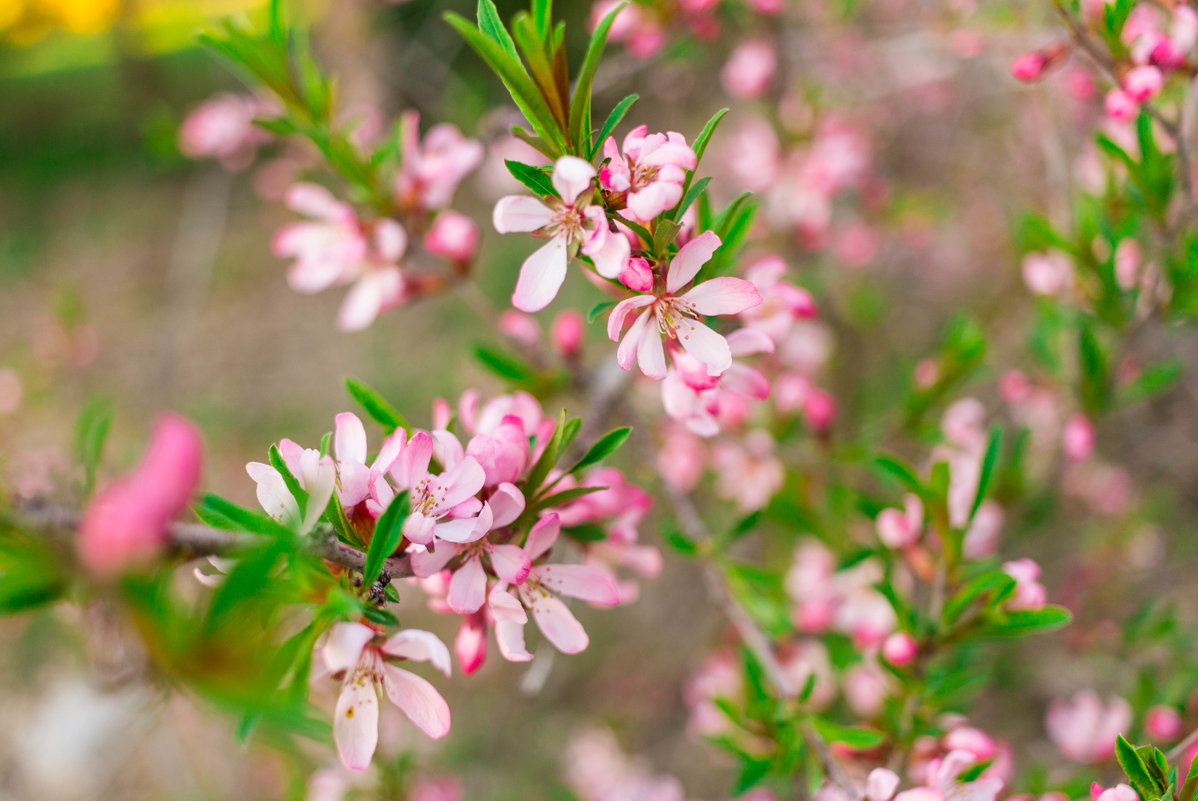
[524,513,560,560]
[675,318,732,376]
[334,413,368,467]
[371,429,407,476]
[490,482,526,527]
[488,583,528,623]
[534,564,620,605]
[585,224,631,278]
[447,555,487,614]
[493,195,554,233]
[410,543,459,577]
[322,622,374,674]
[682,277,762,316]
[286,182,345,220]
[637,315,668,379]
[380,665,451,739]
[627,182,681,221]
[727,326,775,356]
[434,503,489,544]
[403,511,437,545]
[395,431,433,488]
[304,456,337,530]
[616,308,651,372]
[246,462,299,528]
[338,461,372,508]
[495,619,533,661]
[430,429,465,471]
[667,230,722,293]
[607,295,654,342]
[373,218,408,262]
[528,591,589,653]
[489,543,531,585]
[338,268,404,332]
[436,456,487,511]
[334,676,379,771]
[381,629,451,676]
[551,155,596,203]
[512,234,569,313]
[722,364,771,400]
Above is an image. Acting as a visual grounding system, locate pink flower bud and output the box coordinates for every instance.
[803,388,837,433]
[914,359,939,389]
[1114,239,1142,290]
[1022,251,1072,296]
[498,311,541,347]
[882,632,919,667]
[1145,705,1183,741]
[456,611,487,675]
[551,309,584,357]
[1062,414,1095,461]
[1066,68,1097,100]
[1105,88,1139,122]
[1011,52,1046,82]
[1003,558,1048,610]
[619,256,654,292]
[1095,786,1139,801]
[78,414,203,578]
[1000,369,1032,405]
[747,0,783,13]
[466,416,530,485]
[1124,65,1164,102]
[424,210,479,263]
[722,40,777,98]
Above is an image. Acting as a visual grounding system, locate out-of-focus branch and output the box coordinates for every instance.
[9,496,413,580]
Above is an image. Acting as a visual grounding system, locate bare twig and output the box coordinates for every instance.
[9,495,413,581]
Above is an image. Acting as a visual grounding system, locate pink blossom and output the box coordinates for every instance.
[178,93,273,170]
[867,769,902,801]
[1010,52,1046,82]
[564,727,686,801]
[600,125,697,221]
[883,632,919,667]
[1115,239,1142,290]
[1022,251,1072,297]
[741,255,818,342]
[495,515,620,654]
[247,450,336,535]
[619,255,655,292]
[1092,785,1138,801]
[494,156,631,311]
[395,111,483,211]
[423,211,479,263]
[273,183,409,331]
[410,778,463,801]
[722,39,777,98]
[386,431,487,546]
[1125,65,1164,102]
[844,661,890,717]
[1046,691,1132,762]
[498,311,541,347]
[1062,414,1095,461]
[78,414,203,577]
[607,230,763,379]
[713,430,785,511]
[319,623,451,770]
[1105,88,1139,122]
[893,751,1003,801]
[1002,558,1047,610]
[877,494,923,548]
[1145,705,1183,741]
[778,640,837,707]
[552,309,584,356]
[661,328,772,436]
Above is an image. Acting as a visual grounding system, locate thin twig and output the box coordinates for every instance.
[9,496,413,581]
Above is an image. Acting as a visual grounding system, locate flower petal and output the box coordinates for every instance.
[246,462,299,528]
[551,155,597,203]
[322,622,374,674]
[493,195,554,233]
[675,318,732,376]
[435,456,487,511]
[512,235,569,313]
[381,664,451,739]
[534,564,620,605]
[489,543,531,585]
[334,674,379,771]
[410,543,459,577]
[637,314,668,379]
[447,555,487,614]
[616,308,651,372]
[381,629,452,676]
[607,295,654,342]
[495,619,533,662]
[667,230,722,293]
[489,482,526,527]
[524,513,560,560]
[682,277,762,316]
[528,591,589,654]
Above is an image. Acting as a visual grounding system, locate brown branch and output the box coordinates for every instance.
[9,495,413,581]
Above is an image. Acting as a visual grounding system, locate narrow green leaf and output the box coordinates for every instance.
[531,0,552,39]
[523,409,568,495]
[530,485,607,512]
[968,426,1002,522]
[562,524,608,542]
[672,175,711,223]
[569,427,631,473]
[874,455,925,495]
[943,570,1017,625]
[74,396,112,497]
[691,107,729,168]
[664,527,699,556]
[505,160,557,197]
[1117,735,1161,800]
[476,0,519,59]
[363,492,409,586]
[590,93,638,160]
[569,2,622,150]
[195,492,291,538]
[473,344,538,384]
[345,378,410,434]
[811,717,887,749]
[587,299,618,323]
[269,444,309,521]
[982,605,1073,637]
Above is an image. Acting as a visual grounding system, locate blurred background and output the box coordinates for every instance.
[3,0,1198,798]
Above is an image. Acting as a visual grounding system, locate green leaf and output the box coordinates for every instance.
[1121,358,1183,405]
[981,605,1072,637]
[569,1,622,151]
[874,455,925,496]
[345,378,410,434]
[362,492,409,586]
[269,444,309,521]
[473,344,538,384]
[569,427,631,473]
[672,175,710,223]
[664,527,699,556]
[194,493,291,538]
[476,0,519,59]
[968,426,1002,523]
[587,299,618,323]
[590,93,638,160]
[531,0,552,39]
[562,524,608,542]
[531,485,607,514]
[943,570,1017,625]
[690,107,729,168]
[1117,735,1162,800]
[505,159,557,197]
[810,717,887,749]
[523,410,568,496]
[74,396,112,497]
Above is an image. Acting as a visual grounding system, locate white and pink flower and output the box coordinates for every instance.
[599,125,697,221]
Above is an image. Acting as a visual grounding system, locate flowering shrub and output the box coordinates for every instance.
[6,0,1198,798]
